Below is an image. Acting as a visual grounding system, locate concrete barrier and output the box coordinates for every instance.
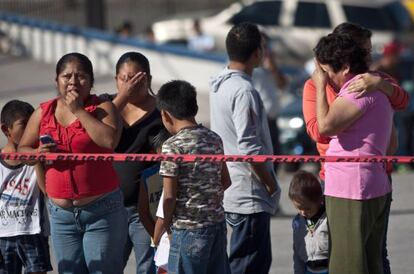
[0,11,227,93]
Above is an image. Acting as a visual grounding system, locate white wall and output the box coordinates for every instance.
[0,17,226,94]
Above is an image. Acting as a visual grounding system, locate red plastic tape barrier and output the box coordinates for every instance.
[1,153,414,164]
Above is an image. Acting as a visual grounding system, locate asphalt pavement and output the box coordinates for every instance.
[0,54,413,274]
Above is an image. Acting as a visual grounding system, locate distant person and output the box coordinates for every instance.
[188,19,215,52]
[18,52,127,274]
[253,33,288,159]
[116,20,134,38]
[109,52,163,274]
[0,100,52,274]
[289,171,328,274]
[143,25,156,43]
[314,33,393,274]
[371,40,403,82]
[157,80,231,274]
[372,40,414,170]
[210,22,281,273]
[0,30,9,53]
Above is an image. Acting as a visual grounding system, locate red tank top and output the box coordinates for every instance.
[39,95,119,199]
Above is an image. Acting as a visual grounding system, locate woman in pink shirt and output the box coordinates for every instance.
[313,34,393,274]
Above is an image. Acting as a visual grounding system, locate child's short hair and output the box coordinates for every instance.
[156,80,198,120]
[1,100,34,128]
[151,128,171,152]
[289,170,322,203]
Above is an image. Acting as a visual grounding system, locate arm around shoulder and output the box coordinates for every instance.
[378,71,410,110]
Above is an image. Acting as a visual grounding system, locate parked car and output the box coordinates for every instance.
[152,0,413,61]
[277,94,317,171]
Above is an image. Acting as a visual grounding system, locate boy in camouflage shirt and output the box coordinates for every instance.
[156,80,231,274]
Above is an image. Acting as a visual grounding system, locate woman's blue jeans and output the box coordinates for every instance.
[226,212,272,274]
[47,189,128,274]
[123,206,156,274]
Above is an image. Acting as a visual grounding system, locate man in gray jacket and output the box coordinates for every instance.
[210,22,281,274]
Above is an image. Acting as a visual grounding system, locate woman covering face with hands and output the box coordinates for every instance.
[18,53,127,274]
[107,52,164,274]
[313,34,393,274]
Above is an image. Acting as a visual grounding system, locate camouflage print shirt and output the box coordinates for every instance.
[159,125,225,229]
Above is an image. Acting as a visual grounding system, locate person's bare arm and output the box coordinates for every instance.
[347,73,394,98]
[162,176,177,232]
[137,182,155,237]
[347,72,410,111]
[18,108,57,166]
[317,95,362,136]
[65,92,121,149]
[153,217,167,246]
[18,108,42,154]
[34,163,46,195]
[251,163,276,195]
[221,163,231,190]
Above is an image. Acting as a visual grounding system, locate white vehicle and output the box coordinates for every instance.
[152,0,413,61]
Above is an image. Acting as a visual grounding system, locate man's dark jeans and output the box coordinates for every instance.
[226,212,272,274]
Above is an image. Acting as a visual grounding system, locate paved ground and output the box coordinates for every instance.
[1,54,413,273]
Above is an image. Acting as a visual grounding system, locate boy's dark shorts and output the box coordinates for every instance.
[0,234,53,273]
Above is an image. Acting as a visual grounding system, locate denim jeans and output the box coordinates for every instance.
[226,212,272,274]
[168,221,230,274]
[47,189,128,274]
[123,206,156,274]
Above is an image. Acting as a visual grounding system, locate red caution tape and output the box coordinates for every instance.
[1,153,414,164]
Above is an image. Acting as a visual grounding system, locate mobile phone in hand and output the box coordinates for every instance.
[39,134,55,145]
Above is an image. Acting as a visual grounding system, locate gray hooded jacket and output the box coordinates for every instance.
[209,67,281,215]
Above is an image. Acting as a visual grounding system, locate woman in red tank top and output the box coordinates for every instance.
[18,53,128,274]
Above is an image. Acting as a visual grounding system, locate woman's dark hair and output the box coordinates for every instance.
[313,33,369,74]
[115,51,153,94]
[333,22,372,48]
[56,52,94,86]
[289,170,323,203]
